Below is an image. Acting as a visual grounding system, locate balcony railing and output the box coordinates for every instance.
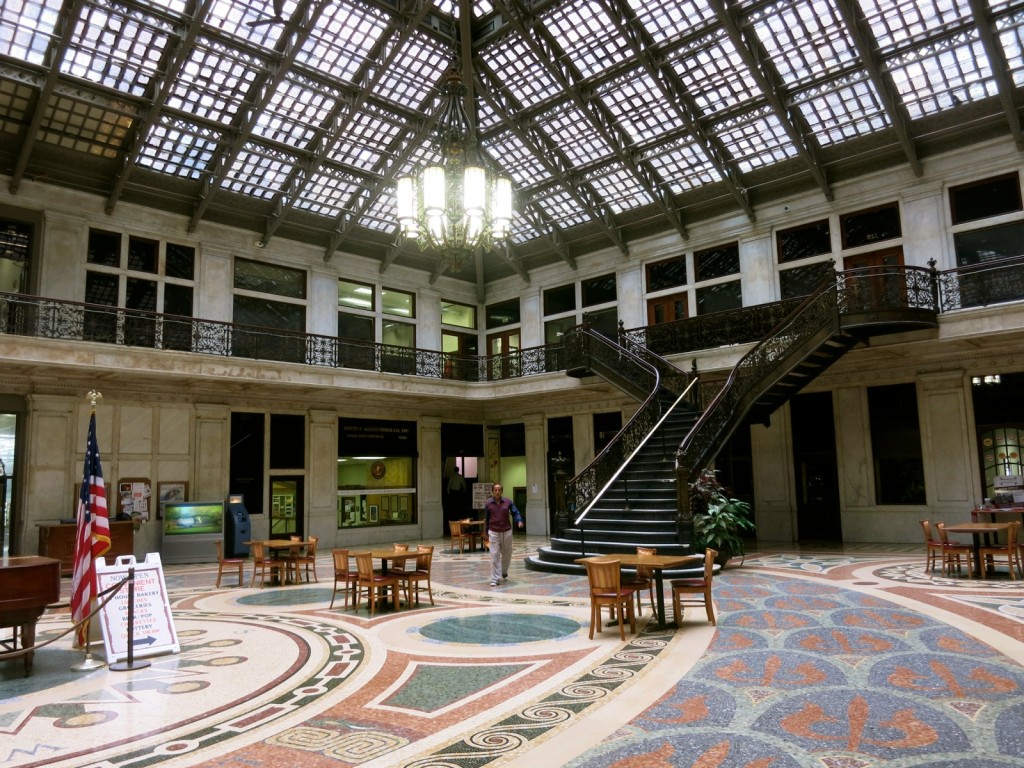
[0,293,562,383]
[0,256,1020,383]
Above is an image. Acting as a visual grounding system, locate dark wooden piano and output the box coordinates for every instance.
[0,555,61,676]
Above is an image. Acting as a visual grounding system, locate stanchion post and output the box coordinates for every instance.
[109,566,150,672]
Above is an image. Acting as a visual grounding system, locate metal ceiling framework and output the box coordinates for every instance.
[1,0,1024,285]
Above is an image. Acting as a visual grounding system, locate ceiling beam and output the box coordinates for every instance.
[8,0,89,195]
[187,0,328,233]
[709,0,834,203]
[967,0,1024,151]
[833,0,922,176]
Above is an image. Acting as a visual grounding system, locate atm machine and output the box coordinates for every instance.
[224,494,251,558]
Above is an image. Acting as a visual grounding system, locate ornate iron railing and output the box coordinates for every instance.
[0,292,561,383]
[933,255,1024,311]
[621,298,805,356]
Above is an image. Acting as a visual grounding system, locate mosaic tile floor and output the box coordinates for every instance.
[3,537,1023,768]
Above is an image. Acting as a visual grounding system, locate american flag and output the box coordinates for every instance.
[71,411,111,647]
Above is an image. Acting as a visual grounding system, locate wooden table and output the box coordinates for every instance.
[576,553,703,629]
[942,522,1011,577]
[244,539,311,583]
[460,520,485,551]
[349,549,416,610]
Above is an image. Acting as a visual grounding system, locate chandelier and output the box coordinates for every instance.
[395,68,512,273]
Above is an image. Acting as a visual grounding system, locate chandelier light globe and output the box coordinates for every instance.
[395,69,512,273]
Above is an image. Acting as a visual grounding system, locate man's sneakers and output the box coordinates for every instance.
[490,580,499,587]
[502,573,508,578]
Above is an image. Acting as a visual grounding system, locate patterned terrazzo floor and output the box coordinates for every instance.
[3,537,1024,768]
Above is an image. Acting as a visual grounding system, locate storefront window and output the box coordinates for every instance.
[337,418,417,527]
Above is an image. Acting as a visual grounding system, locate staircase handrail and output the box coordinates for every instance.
[676,277,841,484]
[564,325,699,530]
[573,381,698,527]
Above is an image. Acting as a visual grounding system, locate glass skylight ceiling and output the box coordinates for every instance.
[0,0,1022,280]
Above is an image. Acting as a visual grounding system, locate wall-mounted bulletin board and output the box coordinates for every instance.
[118,478,152,521]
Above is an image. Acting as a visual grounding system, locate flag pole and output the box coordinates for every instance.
[72,389,107,672]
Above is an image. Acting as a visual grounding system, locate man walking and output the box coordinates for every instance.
[484,482,524,586]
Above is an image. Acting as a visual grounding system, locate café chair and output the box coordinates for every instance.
[670,548,718,626]
[919,520,944,573]
[214,539,245,588]
[329,548,357,609]
[355,552,404,616]
[583,556,636,641]
[396,545,435,606]
[449,520,469,554]
[979,520,1021,580]
[250,541,287,588]
[936,523,974,577]
[293,535,319,582]
[622,546,656,616]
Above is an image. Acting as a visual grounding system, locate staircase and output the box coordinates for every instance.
[525,390,698,573]
[526,266,941,576]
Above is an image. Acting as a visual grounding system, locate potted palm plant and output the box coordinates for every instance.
[689,469,755,567]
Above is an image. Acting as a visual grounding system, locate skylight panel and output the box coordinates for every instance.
[586,166,654,214]
[252,77,336,147]
[600,70,685,145]
[40,95,132,158]
[714,107,798,173]
[860,0,973,52]
[482,37,563,109]
[62,2,170,95]
[671,33,760,116]
[534,187,591,230]
[360,194,398,233]
[484,132,549,188]
[627,0,716,45]
[887,35,993,118]
[645,138,721,194]
[996,10,1024,88]
[0,80,30,138]
[751,0,857,86]
[167,42,261,125]
[375,39,449,111]
[137,119,219,178]
[327,108,401,172]
[793,77,890,145]
[546,1,631,80]
[0,0,60,64]
[225,145,297,199]
[298,1,390,85]
[538,105,614,168]
[298,173,362,218]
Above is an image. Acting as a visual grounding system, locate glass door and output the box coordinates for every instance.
[487,329,520,380]
[270,476,303,537]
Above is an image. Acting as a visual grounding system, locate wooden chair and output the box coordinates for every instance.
[214,539,245,588]
[670,548,718,625]
[289,535,319,582]
[937,523,975,577]
[582,556,636,640]
[354,552,404,615]
[919,520,944,573]
[622,546,656,616]
[980,520,1021,579]
[329,548,357,609]
[396,545,435,606]
[449,520,468,553]
[250,541,286,588]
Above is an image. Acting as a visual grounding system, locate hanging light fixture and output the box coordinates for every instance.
[395,67,513,273]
